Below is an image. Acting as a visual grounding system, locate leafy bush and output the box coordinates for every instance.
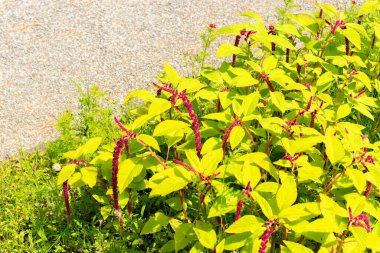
[57,1,380,252]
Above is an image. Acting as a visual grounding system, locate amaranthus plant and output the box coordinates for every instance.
[57,1,380,252]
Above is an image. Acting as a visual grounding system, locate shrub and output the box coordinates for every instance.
[57,1,380,252]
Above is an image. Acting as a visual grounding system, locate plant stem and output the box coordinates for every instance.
[178,190,188,222]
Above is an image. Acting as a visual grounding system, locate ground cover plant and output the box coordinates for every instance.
[1,1,380,252]
[55,1,380,252]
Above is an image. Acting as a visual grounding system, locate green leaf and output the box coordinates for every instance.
[215,239,225,253]
[201,70,223,85]
[164,63,180,85]
[201,149,223,176]
[279,202,321,220]
[118,157,144,193]
[237,152,278,181]
[319,194,347,219]
[153,120,190,136]
[225,215,263,233]
[229,67,259,87]
[281,136,323,157]
[358,0,380,16]
[242,92,260,116]
[140,212,170,235]
[203,112,228,122]
[270,91,286,114]
[276,172,297,211]
[132,114,153,130]
[148,98,172,117]
[366,233,380,251]
[224,232,251,251]
[160,240,175,253]
[316,72,334,93]
[336,104,351,120]
[324,127,345,165]
[283,240,314,253]
[80,166,97,188]
[341,28,361,50]
[189,242,204,253]
[68,172,82,186]
[216,44,243,57]
[57,164,76,185]
[346,169,366,193]
[208,194,238,218]
[262,55,278,72]
[317,4,337,17]
[185,150,202,173]
[353,104,374,121]
[149,166,193,197]
[81,137,102,156]
[100,206,112,220]
[229,126,245,150]
[365,164,380,188]
[137,134,160,152]
[125,89,155,104]
[305,218,340,233]
[242,162,261,189]
[193,221,217,249]
[175,223,196,252]
[252,191,274,219]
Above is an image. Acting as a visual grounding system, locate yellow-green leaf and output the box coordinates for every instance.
[216,44,243,57]
[276,172,297,211]
[80,166,98,188]
[57,164,76,185]
[230,126,245,150]
[283,240,314,253]
[153,120,190,136]
[225,215,263,233]
[164,63,180,85]
[141,212,170,235]
[193,221,217,249]
[137,134,161,152]
[324,127,345,165]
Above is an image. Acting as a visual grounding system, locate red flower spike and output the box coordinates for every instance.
[112,138,124,228]
[260,73,275,92]
[232,35,241,67]
[209,23,217,29]
[259,220,276,253]
[114,117,136,138]
[348,207,371,232]
[306,96,314,111]
[154,84,203,157]
[222,115,242,154]
[178,90,202,157]
[365,182,373,198]
[235,181,251,221]
[63,180,71,223]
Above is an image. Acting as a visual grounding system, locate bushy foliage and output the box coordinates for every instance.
[57,1,380,252]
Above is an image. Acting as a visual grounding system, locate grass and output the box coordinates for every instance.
[0,149,144,252]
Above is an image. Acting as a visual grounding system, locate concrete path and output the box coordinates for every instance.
[0,0,353,159]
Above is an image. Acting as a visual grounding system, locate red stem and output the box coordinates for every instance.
[232,35,241,67]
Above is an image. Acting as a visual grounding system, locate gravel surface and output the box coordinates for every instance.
[0,0,360,160]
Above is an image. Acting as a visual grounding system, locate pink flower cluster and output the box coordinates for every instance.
[349,207,371,232]
[153,83,203,157]
[259,220,276,253]
[111,117,138,229]
[235,181,251,221]
[331,20,347,34]
[222,114,242,154]
[112,138,124,225]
